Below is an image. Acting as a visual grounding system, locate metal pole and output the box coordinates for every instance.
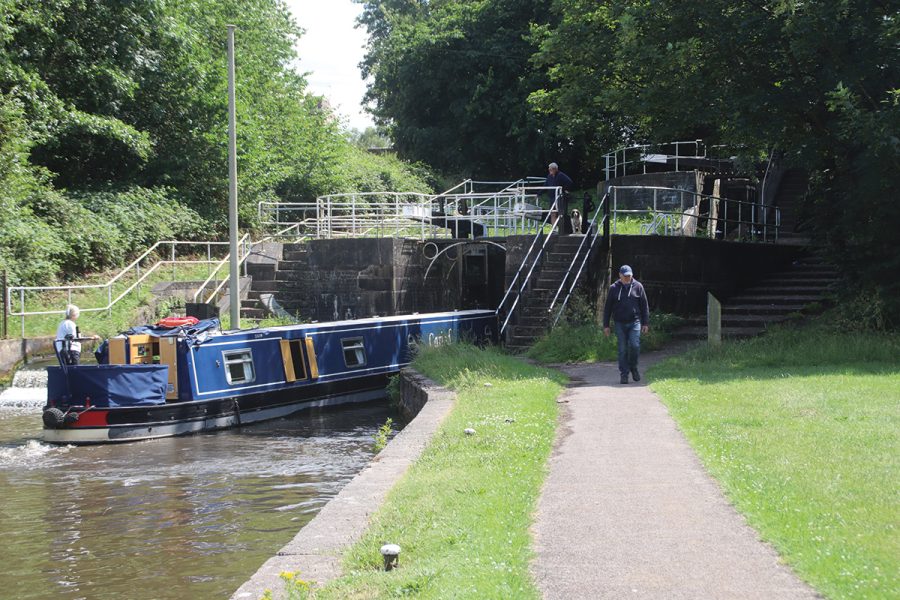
[227,25,240,329]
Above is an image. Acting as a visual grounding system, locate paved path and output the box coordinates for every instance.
[531,350,819,599]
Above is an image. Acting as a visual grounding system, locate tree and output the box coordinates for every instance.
[357,0,585,180]
[531,0,900,322]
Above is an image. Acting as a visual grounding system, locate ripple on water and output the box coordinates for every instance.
[0,387,46,409]
[0,439,71,469]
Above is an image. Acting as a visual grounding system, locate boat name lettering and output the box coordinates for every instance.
[427,329,457,347]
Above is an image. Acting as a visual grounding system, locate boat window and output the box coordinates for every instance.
[223,349,256,384]
[341,338,367,368]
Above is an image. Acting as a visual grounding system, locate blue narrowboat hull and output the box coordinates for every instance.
[43,310,498,444]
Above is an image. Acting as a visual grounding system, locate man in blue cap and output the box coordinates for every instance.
[602,265,650,384]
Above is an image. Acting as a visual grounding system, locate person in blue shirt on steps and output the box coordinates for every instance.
[603,265,650,384]
[544,162,574,234]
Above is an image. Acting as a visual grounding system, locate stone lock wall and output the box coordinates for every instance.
[279,238,507,322]
[607,235,803,314]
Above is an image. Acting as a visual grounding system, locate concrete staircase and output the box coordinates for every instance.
[774,169,811,245]
[239,242,287,324]
[675,254,838,339]
[505,236,592,352]
[265,243,309,317]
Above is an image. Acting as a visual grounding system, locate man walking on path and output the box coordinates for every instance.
[603,265,650,384]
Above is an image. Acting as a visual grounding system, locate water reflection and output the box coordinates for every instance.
[0,403,397,599]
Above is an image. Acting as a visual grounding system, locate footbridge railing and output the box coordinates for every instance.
[257,178,554,241]
[608,186,780,242]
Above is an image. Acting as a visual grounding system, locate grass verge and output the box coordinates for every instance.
[310,343,566,599]
[526,312,683,363]
[648,320,900,599]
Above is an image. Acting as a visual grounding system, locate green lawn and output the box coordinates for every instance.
[310,343,565,599]
[649,323,900,599]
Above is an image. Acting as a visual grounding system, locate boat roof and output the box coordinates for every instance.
[233,308,495,335]
[122,309,495,346]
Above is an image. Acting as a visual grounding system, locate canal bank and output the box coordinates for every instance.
[232,369,454,598]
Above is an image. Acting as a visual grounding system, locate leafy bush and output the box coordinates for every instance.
[72,186,211,252]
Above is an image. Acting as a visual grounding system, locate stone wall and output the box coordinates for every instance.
[397,367,434,420]
[607,235,803,314]
[279,238,507,322]
[0,336,56,378]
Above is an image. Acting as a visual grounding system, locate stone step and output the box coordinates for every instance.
[550,236,585,248]
[241,307,267,319]
[246,263,276,279]
[727,294,818,305]
[276,260,307,270]
[686,314,790,328]
[282,243,308,252]
[282,250,309,261]
[508,324,547,339]
[274,272,315,283]
[768,269,838,279]
[672,326,764,340]
[757,277,837,287]
[504,342,531,354]
[515,315,550,328]
[252,280,278,292]
[722,304,805,315]
[742,285,831,295]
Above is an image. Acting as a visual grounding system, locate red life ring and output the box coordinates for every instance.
[156,316,199,328]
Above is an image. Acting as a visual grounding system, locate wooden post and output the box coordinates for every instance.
[707,292,722,345]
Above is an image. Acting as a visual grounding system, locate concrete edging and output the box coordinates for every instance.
[0,336,55,379]
[231,368,454,599]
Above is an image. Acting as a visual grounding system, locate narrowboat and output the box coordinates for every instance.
[42,309,498,444]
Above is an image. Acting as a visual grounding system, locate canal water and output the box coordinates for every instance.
[0,368,397,600]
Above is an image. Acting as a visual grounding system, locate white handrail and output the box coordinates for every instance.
[7,240,234,335]
[497,187,563,336]
[549,195,609,327]
[609,185,780,241]
[191,233,251,303]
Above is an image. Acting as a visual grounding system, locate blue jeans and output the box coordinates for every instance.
[614,320,641,376]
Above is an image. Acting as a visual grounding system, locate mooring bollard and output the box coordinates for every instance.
[380,543,401,571]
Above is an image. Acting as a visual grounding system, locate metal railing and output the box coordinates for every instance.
[7,241,235,337]
[258,178,554,241]
[191,233,251,304]
[608,186,780,242]
[496,189,564,337]
[547,193,609,328]
[602,140,737,180]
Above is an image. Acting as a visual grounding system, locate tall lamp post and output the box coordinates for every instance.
[226,25,240,329]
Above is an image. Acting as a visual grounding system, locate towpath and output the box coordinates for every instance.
[531,350,819,599]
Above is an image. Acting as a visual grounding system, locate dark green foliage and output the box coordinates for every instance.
[529,0,899,324]
[357,0,584,180]
[0,92,64,284]
[0,0,432,287]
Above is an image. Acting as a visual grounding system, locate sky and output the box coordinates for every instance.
[284,0,374,131]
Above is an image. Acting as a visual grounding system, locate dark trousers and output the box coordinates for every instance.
[614,320,641,375]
